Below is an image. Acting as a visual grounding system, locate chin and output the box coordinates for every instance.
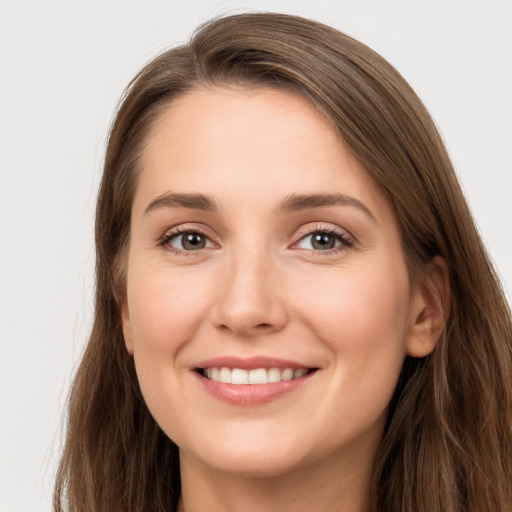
[198,451,305,479]
[179,428,310,478]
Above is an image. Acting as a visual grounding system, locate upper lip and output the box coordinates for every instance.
[196,356,315,370]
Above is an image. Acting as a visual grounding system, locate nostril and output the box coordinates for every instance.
[217,321,277,335]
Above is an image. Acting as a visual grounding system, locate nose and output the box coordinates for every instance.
[210,246,288,338]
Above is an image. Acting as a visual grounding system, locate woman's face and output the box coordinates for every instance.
[121,86,429,478]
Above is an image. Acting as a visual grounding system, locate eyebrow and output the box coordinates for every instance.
[143,190,376,222]
[144,192,219,215]
[276,193,376,222]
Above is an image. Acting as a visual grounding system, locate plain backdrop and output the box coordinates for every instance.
[1,1,511,510]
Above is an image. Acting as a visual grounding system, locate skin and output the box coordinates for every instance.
[121,86,447,512]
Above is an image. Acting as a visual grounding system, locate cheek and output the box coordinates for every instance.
[125,264,217,435]
[127,263,213,353]
[303,261,408,334]
[295,259,410,389]
[289,261,410,446]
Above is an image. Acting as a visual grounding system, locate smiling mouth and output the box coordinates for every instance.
[198,367,316,385]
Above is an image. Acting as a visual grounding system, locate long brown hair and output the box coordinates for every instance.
[54,12,512,512]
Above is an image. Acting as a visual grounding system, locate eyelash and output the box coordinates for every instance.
[294,225,354,254]
[159,225,354,256]
[159,226,216,257]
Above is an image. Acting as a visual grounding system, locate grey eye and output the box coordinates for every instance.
[297,232,342,251]
[169,232,211,250]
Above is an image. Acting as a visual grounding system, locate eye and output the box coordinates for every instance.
[162,229,215,252]
[296,229,353,252]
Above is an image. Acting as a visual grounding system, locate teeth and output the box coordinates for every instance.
[231,369,249,384]
[267,367,281,383]
[202,366,311,384]
[294,369,308,379]
[248,368,267,384]
[219,367,231,383]
[281,368,294,381]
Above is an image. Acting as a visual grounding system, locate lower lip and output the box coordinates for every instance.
[194,371,315,405]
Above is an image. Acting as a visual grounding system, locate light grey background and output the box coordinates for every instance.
[1,1,511,510]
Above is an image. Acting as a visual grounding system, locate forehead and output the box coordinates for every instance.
[134,86,393,223]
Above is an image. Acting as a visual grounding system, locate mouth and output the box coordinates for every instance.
[193,357,319,404]
[198,366,316,384]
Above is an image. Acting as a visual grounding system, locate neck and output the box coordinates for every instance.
[178,445,375,512]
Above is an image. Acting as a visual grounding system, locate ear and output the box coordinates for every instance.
[406,256,451,358]
[120,300,135,356]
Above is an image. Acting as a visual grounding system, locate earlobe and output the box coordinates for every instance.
[406,256,451,358]
[120,301,135,355]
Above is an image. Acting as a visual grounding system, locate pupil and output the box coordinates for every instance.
[313,233,334,250]
[183,233,205,249]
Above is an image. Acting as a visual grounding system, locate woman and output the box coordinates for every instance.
[54,12,512,512]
